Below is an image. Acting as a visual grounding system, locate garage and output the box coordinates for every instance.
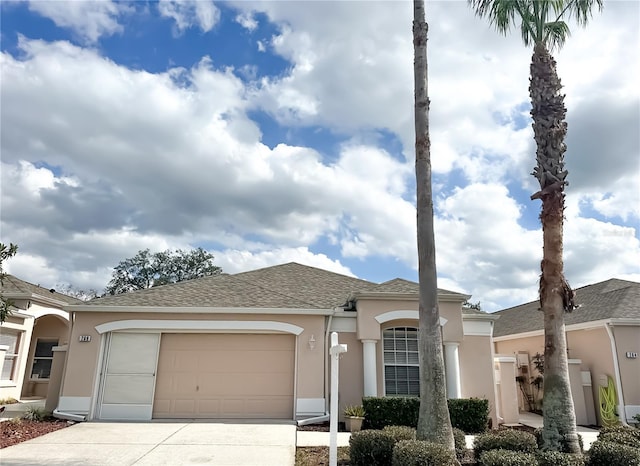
[152,333,295,419]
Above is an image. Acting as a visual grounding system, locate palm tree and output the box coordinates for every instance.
[413,0,456,453]
[469,0,602,453]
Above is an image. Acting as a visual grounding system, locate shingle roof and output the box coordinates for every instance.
[0,275,83,305]
[81,262,467,309]
[493,278,640,337]
[84,262,377,308]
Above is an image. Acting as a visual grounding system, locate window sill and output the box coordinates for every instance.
[28,379,50,383]
[0,381,18,388]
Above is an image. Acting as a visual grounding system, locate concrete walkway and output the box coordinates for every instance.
[1,421,296,466]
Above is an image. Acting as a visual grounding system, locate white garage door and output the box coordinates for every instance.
[153,333,295,419]
[99,332,160,420]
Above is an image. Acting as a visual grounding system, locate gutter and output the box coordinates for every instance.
[605,323,627,426]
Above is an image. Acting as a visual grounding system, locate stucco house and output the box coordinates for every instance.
[51,262,499,424]
[0,275,80,401]
[493,278,640,426]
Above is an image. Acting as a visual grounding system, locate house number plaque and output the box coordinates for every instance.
[79,335,91,342]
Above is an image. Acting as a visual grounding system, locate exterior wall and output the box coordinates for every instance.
[0,314,35,400]
[460,335,498,427]
[22,314,69,398]
[613,325,640,408]
[356,298,463,343]
[495,327,617,426]
[336,330,364,422]
[60,311,327,418]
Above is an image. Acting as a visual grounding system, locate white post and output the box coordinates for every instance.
[362,340,378,396]
[329,332,347,466]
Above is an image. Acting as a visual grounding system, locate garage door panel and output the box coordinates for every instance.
[153,333,294,419]
[103,375,156,404]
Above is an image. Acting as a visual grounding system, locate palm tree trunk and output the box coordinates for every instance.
[529,41,580,453]
[413,0,456,453]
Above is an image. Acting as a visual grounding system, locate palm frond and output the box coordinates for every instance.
[568,0,604,26]
[544,21,571,50]
[468,0,518,35]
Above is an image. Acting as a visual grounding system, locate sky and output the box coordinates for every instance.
[1,0,638,312]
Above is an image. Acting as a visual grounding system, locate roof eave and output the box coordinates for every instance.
[349,291,470,303]
[3,292,72,308]
[64,305,336,315]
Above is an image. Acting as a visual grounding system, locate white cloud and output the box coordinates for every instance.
[213,247,355,277]
[27,0,128,43]
[235,11,258,31]
[158,0,220,34]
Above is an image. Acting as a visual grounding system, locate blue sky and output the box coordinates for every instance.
[1,1,638,311]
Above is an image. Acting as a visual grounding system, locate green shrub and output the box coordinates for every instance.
[349,429,396,466]
[478,449,537,466]
[383,425,417,442]
[452,427,467,460]
[534,427,584,452]
[362,396,489,433]
[587,440,640,466]
[599,431,640,449]
[448,398,490,433]
[363,397,419,429]
[22,406,49,421]
[537,451,585,466]
[392,440,458,466]
[598,425,640,442]
[473,429,537,458]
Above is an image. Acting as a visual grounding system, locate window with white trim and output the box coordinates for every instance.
[383,327,420,396]
[30,339,58,380]
[1,329,22,381]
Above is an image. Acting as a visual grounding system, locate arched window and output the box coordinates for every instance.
[383,327,419,396]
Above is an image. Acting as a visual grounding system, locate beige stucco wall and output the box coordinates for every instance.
[495,327,618,426]
[22,314,69,398]
[356,299,463,344]
[61,311,327,405]
[613,325,640,407]
[336,330,364,421]
[459,335,498,426]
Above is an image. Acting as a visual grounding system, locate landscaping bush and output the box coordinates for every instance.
[478,449,537,466]
[448,398,490,433]
[362,396,489,433]
[587,440,640,466]
[598,424,640,443]
[452,427,467,460]
[383,425,416,442]
[363,397,419,429]
[473,429,537,458]
[537,451,585,466]
[534,427,584,452]
[598,430,640,449]
[349,429,396,466]
[392,440,458,466]
[22,406,48,422]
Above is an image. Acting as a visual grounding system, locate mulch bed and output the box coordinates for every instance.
[1,419,71,449]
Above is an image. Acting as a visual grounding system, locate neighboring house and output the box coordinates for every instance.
[493,278,640,426]
[0,275,80,400]
[54,262,500,424]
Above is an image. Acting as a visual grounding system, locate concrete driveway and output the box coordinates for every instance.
[0,421,296,466]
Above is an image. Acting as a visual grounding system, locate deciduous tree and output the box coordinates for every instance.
[105,247,222,295]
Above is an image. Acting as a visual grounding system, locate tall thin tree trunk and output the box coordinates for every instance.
[413,0,456,452]
[530,41,580,453]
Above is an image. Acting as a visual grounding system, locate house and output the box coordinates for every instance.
[493,278,640,426]
[51,262,500,424]
[0,275,80,401]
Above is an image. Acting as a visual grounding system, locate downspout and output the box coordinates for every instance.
[604,322,627,425]
[297,311,335,426]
